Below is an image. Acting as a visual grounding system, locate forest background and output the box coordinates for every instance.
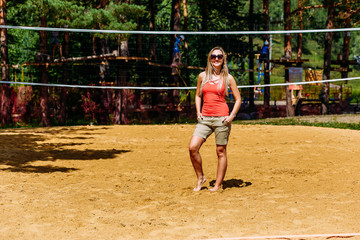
[1,0,360,127]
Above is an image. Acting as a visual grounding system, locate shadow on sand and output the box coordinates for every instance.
[210,178,252,190]
[0,128,130,173]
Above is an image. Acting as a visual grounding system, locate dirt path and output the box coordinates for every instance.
[1,124,360,240]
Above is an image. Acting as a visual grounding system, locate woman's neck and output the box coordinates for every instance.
[213,69,221,76]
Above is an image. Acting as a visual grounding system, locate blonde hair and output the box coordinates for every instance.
[200,46,229,96]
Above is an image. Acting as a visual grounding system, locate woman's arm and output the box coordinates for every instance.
[195,72,205,119]
[225,75,241,124]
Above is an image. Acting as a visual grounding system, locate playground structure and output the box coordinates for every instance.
[6,43,358,125]
[7,51,204,124]
[248,52,355,117]
[3,23,360,125]
[1,0,360,128]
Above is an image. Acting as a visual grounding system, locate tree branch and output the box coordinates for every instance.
[290,5,324,16]
[353,20,360,27]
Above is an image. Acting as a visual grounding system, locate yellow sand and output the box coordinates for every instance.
[1,124,360,240]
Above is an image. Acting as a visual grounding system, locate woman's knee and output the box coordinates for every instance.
[189,142,199,155]
[189,136,204,154]
[216,145,227,156]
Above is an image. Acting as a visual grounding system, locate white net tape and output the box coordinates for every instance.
[2,76,360,90]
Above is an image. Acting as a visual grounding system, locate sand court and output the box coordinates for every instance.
[1,124,360,240]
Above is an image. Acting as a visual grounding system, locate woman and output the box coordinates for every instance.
[189,46,241,192]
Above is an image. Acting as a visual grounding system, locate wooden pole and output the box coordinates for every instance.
[0,0,12,126]
[284,0,292,59]
[136,0,142,56]
[183,0,191,113]
[284,0,294,116]
[0,0,7,82]
[170,0,181,112]
[296,0,303,61]
[263,0,270,109]
[39,16,50,127]
[149,0,156,61]
[322,0,335,115]
[341,16,351,79]
[248,0,255,109]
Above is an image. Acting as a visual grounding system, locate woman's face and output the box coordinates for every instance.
[210,49,224,69]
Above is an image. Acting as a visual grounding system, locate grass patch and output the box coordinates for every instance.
[236,117,360,130]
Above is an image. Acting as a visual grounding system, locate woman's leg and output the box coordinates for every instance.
[209,144,227,192]
[189,135,207,191]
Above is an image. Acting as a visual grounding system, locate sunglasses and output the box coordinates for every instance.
[210,54,224,60]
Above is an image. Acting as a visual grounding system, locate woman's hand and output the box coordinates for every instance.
[197,113,203,121]
[223,114,235,125]
[225,75,241,125]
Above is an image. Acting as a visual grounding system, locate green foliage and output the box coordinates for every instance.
[4,1,360,91]
[351,89,360,104]
[3,0,360,127]
[76,2,146,40]
[7,29,39,65]
[12,0,146,40]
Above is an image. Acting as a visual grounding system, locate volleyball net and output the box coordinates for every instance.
[1,25,360,126]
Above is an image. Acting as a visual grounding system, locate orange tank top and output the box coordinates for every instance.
[201,79,229,116]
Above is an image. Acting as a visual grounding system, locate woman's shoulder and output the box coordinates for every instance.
[227,73,235,81]
[198,71,206,80]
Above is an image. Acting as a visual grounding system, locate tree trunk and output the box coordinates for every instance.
[170,0,181,108]
[96,0,112,124]
[136,0,142,56]
[340,11,351,111]
[39,16,50,127]
[284,0,292,59]
[0,0,8,82]
[112,0,129,125]
[183,0,191,112]
[99,0,109,8]
[113,39,130,125]
[248,0,255,110]
[263,0,270,109]
[200,0,208,31]
[149,0,156,60]
[113,48,121,125]
[170,0,181,59]
[200,0,208,65]
[148,0,158,112]
[296,0,303,60]
[92,35,96,55]
[284,0,294,116]
[341,15,351,79]
[120,40,129,124]
[99,38,111,124]
[263,0,269,40]
[322,0,335,115]
[58,29,70,125]
[99,39,110,82]
[0,0,11,127]
[170,1,178,32]
[285,63,294,116]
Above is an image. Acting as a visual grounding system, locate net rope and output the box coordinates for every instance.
[1,25,359,89]
[1,25,359,125]
[1,76,360,90]
[1,25,360,35]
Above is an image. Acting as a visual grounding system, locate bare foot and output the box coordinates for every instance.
[193,176,207,191]
[209,185,222,192]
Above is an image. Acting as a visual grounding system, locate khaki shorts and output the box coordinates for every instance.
[193,116,231,145]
